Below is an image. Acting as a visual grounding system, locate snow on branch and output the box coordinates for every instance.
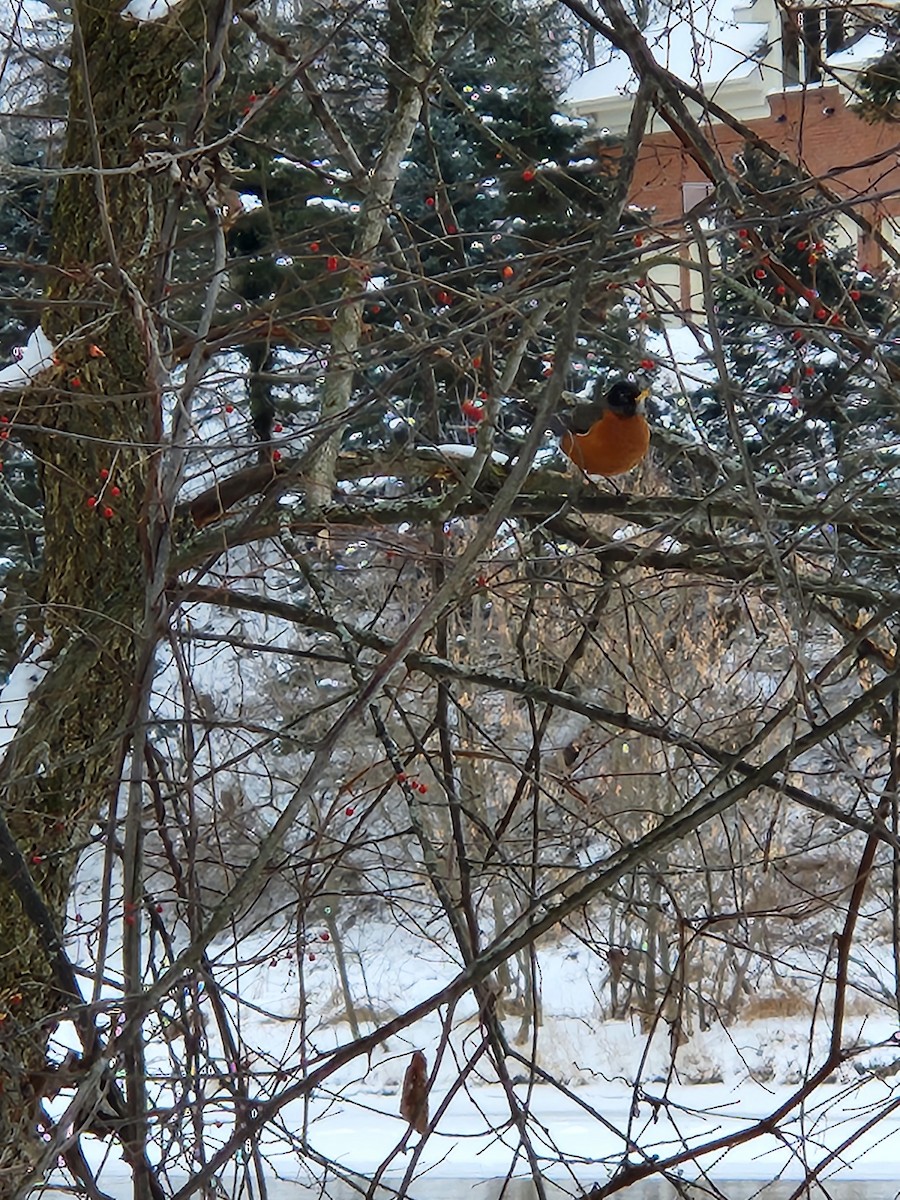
[0,327,57,392]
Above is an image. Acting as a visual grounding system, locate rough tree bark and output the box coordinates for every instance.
[0,0,205,1186]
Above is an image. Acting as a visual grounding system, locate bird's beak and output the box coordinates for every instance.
[637,388,651,403]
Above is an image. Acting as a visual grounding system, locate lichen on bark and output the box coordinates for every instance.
[0,0,203,1184]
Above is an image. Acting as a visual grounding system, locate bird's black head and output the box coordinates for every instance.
[604,380,645,415]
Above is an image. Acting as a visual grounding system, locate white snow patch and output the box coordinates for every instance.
[0,641,50,755]
[564,8,769,103]
[826,30,888,72]
[121,0,179,20]
[433,444,510,465]
[0,327,56,391]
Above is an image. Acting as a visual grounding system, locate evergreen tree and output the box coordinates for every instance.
[363,0,649,456]
[686,145,898,491]
[162,0,650,467]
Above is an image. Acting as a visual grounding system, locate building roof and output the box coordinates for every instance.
[564,1,771,106]
[564,0,889,114]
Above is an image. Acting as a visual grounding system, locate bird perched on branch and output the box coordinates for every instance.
[552,380,650,477]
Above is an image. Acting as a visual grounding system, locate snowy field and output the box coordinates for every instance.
[40,914,900,1198]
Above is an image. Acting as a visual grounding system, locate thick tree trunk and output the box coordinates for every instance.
[0,0,198,1186]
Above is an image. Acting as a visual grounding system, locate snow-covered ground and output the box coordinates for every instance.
[43,915,900,1197]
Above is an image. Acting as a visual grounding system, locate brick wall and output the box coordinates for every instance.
[629,85,900,265]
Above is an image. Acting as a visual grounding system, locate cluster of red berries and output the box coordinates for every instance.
[307,930,332,961]
[396,772,428,793]
[307,242,340,273]
[85,466,120,520]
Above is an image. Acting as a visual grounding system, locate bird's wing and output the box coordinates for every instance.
[550,402,606,436]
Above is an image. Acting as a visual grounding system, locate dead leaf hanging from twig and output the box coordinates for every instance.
[399,1049,429,1134]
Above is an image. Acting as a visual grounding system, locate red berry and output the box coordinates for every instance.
[633,233,643,247]
[345,806,355,817]
[849,289,861,301]
[796,239,808,251]
[502,265,514,278]
[446,223,458,234]
[272,449,282,462]
[320,931,330,941]
[775,286,786,296]
[418,782,428,793]
[437,291,451,304]
[125,914,136,926]
[791,331,804,342]
[370,304,381,315]
[779,384,793,394]
[308,953,316,961]
[425,196,435,207]
[522,168,535,182]
[31,854,43,865]
[225,404,234,413]
[815,308,827,319]
[86,496,97,509]
[273,422,283,433]
[102,506,114,519]
[0,416,8,424]
[639,358,655,370]
[397,772,407,784]
[0,430,9,440]
[309,241,320,252]
[804,366,815,376]
[636,278,647,288]
[326,256,339,272]
[70,376,81,388]
[156,904,163,912]
[738,228,749,238]
[754,268,766,280]
[99,467,109,480]
[110,486,121,497]
[462,399,485,420]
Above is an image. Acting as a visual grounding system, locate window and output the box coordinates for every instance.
[780,4,866,85]
[682,181,714,214]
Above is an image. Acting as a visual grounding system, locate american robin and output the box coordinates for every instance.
[552,380,650,476]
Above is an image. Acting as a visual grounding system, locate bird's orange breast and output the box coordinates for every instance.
[560,412,650,477]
